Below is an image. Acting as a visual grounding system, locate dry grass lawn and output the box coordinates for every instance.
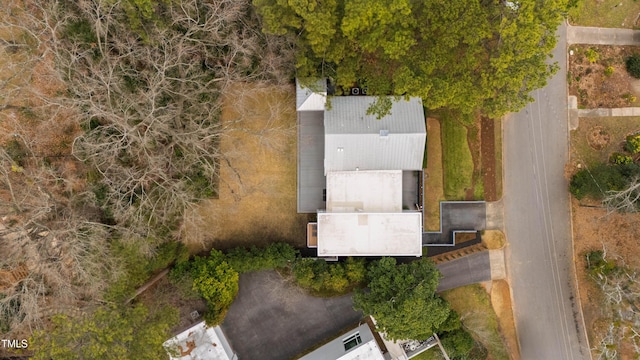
[424,118,445,231]
[482,230,506,250]
[182,83,308,253]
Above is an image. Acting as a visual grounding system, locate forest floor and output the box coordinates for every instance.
[183,83,308,254]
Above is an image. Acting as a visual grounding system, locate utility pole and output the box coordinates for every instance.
[433,333,451,360]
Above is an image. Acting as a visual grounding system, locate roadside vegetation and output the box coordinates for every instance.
[568,0,640,28]
[570,117,640,359]
[570,118,640,212]
[584,250,640,358]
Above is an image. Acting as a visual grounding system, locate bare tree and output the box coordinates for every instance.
[603,177,640,214]
[37,0,295,237]
[588,245,640,360]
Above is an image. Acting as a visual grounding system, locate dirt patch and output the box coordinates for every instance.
[424,118,445,231]
[481,117,498,201]
[586,125,611,150]
[182,83,308,253]
[568,45,640,108]
[490,280,520,360]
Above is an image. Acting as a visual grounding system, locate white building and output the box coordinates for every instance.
[299,322,386,360]
[163,322,237,360]
[297,79,426,257]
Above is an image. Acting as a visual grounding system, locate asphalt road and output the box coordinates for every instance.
[436,251,491,292]
[503,22,590,360]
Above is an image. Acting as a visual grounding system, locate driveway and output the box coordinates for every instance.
[423,201,486,245]
[221,271,362,360]
[503,22,590,359]
[436,251,491,292]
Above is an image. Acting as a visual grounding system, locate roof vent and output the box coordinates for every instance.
[379,130,389,137]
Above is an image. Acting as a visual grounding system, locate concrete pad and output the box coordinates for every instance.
[569,109,579,131]
[489,249,506,280]
[485,200,504,230]
[567,26,640,45]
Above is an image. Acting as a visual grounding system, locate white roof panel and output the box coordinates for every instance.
[326,170,402,212]
[317,212,422,256]
[164,322,234,360]
[296,78,327,111]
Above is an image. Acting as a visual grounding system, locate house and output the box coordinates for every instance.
[296,79,426,257]
[298,318,438,360]
[299,322,386,360]
[163,322,237,360]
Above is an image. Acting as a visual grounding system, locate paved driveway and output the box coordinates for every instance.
[436,251,491,292]
[423,201,486,245]
[504,22,590,360]
[221,271,362,360]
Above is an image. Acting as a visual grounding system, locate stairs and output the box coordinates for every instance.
[431,243,487,264]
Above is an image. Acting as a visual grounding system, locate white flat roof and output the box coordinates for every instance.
[317,212,422,256]
[163,322,234,360]
[326,170,402,212]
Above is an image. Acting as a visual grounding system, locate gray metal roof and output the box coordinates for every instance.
[324,97,426,173]
[299,323,383,360]
[297,111,327,213]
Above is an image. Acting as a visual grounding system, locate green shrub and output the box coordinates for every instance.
[292,257,366,296]
[585,250,618,277]
[441,329,476,359]
[225,242,297,273]
[609,152,633,165]
[569,163,640,200]
[624,134,640,154]
[585,48,599,64]
[626,53,640,79]
[604,66,614,77]
[622,93,637,104]
[4,139,27,166]
[183,250,239,326]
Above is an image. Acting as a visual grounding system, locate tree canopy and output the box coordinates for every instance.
[353,257,457,341]
[254,0,569,117]
[30,304,178,360]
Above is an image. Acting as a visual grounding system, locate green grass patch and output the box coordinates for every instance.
[571,117,640,167]
[568,0,640,28]
[441,111,474,200]
[410,347,441,360]
[441,284,509,360]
